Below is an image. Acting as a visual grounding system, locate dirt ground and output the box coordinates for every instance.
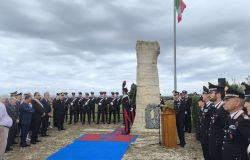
[123,132,204,160]
[4,123,203,160]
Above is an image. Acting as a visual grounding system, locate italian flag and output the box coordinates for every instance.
[175,0,186,23]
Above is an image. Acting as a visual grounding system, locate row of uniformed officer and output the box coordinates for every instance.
[66,91,122,125]
[197,80,250,160]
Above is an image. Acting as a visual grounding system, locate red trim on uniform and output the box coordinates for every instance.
[123,108,129,133]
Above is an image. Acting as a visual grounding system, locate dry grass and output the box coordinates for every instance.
[4,123,203,160]
[123,132,204,160]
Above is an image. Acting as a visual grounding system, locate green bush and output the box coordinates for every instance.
[191,95,200,129]
[128,83,137,106]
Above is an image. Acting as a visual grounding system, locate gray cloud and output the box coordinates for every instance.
[0,0,249,95]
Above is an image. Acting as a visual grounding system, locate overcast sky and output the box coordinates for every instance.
[0,0,249,96]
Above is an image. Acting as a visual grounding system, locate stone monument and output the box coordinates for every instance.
[132,40,161,132]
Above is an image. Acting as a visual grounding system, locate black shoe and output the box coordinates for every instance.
[45,134,50,137]
[12,141,18,144]
[6,148,13,152]
[21,143,30,147]
[180,144,185,147]
[31,141,36,144]
[96,122,99,124]
[36,140,41,143]
[61,128,66,130]
[41,134,46,137]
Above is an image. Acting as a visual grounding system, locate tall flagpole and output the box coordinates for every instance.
[174,0,177,91]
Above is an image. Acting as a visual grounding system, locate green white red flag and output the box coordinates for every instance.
[175,0,186,23]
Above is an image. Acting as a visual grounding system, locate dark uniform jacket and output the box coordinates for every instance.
[184,96,192,114]
[89,97,97,109]
[19,102,34,125]
[222,110,250,160]
[82,98,91,111]
[200,102,214,144]
[108,97,117,111]
[64,97,70,111]
[6,104,17,127]
[115,97,121,109]
[174,98,186,117]
[55,100,65,116]
[196,107,203,141]
[41,98,52,115]
[209,101,229,159]
[70,97,77,111]
[52,98,57,112]
[31,99,45,120]
[75,97,82,111]
[97,97,105,111]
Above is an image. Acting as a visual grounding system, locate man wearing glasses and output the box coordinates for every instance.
[31,92,45,144]
[222,86,250,160]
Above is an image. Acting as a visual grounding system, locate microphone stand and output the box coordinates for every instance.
[158,104,162,145]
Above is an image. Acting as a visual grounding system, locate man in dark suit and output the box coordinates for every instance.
[68,93,76,124]
[199,86,213,160]
[52,94,60,127]
[96,92,105,124]
[103,92,109,123]
[31,92,45,144]
[182,90,192,133]
[114,92,122,123]
[208,82,229,160]
[55,94,66,131]
[64,92,70,123]
[81,93,91,125]
[173,91,186,147]
[19,95,34,147]
[89,92,96,123]
[40,92,52,137]
[108,92,117,124]
[74,92,82,124]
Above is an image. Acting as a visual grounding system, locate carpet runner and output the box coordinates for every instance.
[47,128,137,160]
